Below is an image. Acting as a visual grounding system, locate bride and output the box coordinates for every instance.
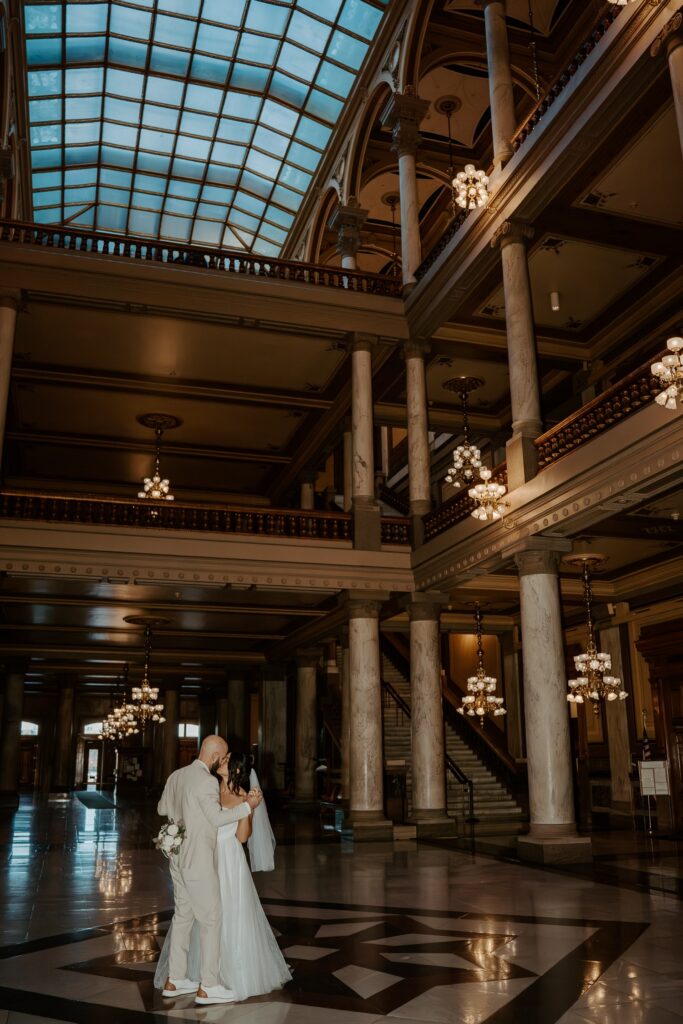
[155,751,292,1001]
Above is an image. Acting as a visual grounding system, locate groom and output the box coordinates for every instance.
[158,734,262,1005]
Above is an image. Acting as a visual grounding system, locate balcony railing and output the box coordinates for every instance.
[535,358,660,469]
[423,465,508,542]
[0,220,402,298]
[0,490,411,546]
[414,9,620,282]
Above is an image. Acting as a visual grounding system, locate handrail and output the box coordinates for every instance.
[534,356,660,469]
[441,681,518,778]
[422,464,507,542]
[0,219,403,298]
[380,516,411,546]
[415,9,620,282]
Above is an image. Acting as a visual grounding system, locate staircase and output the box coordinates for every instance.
[382,655,525,828]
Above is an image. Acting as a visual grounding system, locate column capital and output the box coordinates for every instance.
[651,10,683,58]
[402,337,431,360]
[0,290,21,312]
[339,590,390,619]
[380,90,430,158]
[295,648,322,669]
[491,219,534,250]
[345,331,378,353]
[329,198,368,261]
[401,591,448,621]
[508,538,572,576]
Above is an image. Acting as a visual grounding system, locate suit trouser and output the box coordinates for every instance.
[168,857,222,988]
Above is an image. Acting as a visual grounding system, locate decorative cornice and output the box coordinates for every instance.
[650,10,683,58]
[490,220,535,251]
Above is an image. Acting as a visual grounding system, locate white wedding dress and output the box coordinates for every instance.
[155,818,291,1000]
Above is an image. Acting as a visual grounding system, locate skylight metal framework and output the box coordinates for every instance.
[24,0,389,255]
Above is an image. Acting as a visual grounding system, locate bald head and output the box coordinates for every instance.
[199,734,228,772]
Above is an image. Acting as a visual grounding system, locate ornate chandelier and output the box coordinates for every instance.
[453,164,490,210]
[457,604,506,723]
[443,376,484,488]
[566,556,628,715]
[99,666,139,742]
[651,336,683,410]
[469,468,508,521]
[137,413,180,502]
[129,625,166,726]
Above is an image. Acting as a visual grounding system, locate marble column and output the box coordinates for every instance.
[342,420,353,513]
[52,682,75,793]
[340,634,351,803]
[262,665,287,791]
[349,332,381,550]
[226,676,248,749]
[0,291,19,473]
[405,594,451,833]
[514,543,591,863]
[380,91,430,287]
[476,0,517,169]
[198,689,216,744]
[491,220,542,490]
[329,198,368,271]
[652,13,683,162]
[216,694,229,741]
[294,650,319,804]
[161,685,179,781]
[501,630,524,761]
[0,664,25,808]
[403,338,432,543]
[599,625,633,813]
[345,593,392,839]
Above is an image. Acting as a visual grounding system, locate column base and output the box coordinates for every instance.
[506,431,540,491]
[517,833,592,865]
[410,812,457,838]
[345,810,393,842]
[0,790,20,810]
[353,502,381,550]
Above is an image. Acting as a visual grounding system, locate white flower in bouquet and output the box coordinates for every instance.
[166,823,179,837]
[154,819,187,859]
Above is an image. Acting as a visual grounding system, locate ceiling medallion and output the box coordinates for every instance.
[457,603,506,723]
[651,336,683,410]
[137,413,181,504]
[564,555,628,714]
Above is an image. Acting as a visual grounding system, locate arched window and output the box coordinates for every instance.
[21,721,39,736]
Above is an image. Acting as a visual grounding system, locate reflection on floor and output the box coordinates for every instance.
[0,795,682,1024]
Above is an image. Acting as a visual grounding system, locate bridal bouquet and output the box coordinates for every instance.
[154,820,186,859]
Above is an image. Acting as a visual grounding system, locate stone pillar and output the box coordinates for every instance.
[340,633,351,803]
[342,420,353,513]
[380,91,430,286]
[226,677,248,749]
[513,543,591,863]
[216,694,229,741]
[349,332,381,550]
[294,650,319,804]
[161,685,179,781]
[300,473,316,510]
[405,594,452,835]
[0,664,25,808]
[262,665,287,791]
[198,689,216,744]
[652,12,683,163]
[0,291,19,473]
[52,682,75,793]
[599,625,633,814]
[329,198,368,271]
[476,0,517,169]
[403,338,432,543]
[345,593,392,840]
[492,221,542,490]
[501,630,524,761]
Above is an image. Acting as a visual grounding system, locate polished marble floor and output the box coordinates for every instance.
[0,795,682,1024]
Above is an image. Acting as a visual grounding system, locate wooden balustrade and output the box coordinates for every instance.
[0,490,412,545]
[423,465,508,542]
[0,220,402,298]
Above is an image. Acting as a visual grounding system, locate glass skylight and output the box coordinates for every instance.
[24,0,389,256]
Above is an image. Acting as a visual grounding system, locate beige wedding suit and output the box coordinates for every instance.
[158,759,250,988]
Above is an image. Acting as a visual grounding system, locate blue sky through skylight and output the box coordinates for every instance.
[24,0,389,256]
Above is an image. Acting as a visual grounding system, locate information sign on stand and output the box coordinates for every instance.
[638,760,670,835]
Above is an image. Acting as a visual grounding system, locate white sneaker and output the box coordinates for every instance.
[162,978,198,997]
[195,985,237,1005]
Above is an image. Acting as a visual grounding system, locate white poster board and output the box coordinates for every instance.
[638,760,670,797]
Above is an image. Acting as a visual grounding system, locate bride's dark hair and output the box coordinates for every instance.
[224,751,251,794]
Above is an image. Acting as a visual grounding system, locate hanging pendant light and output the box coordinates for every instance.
[651,336,683,410]
[453,165,490,210]
[99,665,140,741]
[128,624,166,726]
[457,603,506,723]
[469,468,508,521]
[443,376,484,488]
[137,413,181,502]
[565,556,628,715]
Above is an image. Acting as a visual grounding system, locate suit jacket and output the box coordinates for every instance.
[158,760,250,878]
